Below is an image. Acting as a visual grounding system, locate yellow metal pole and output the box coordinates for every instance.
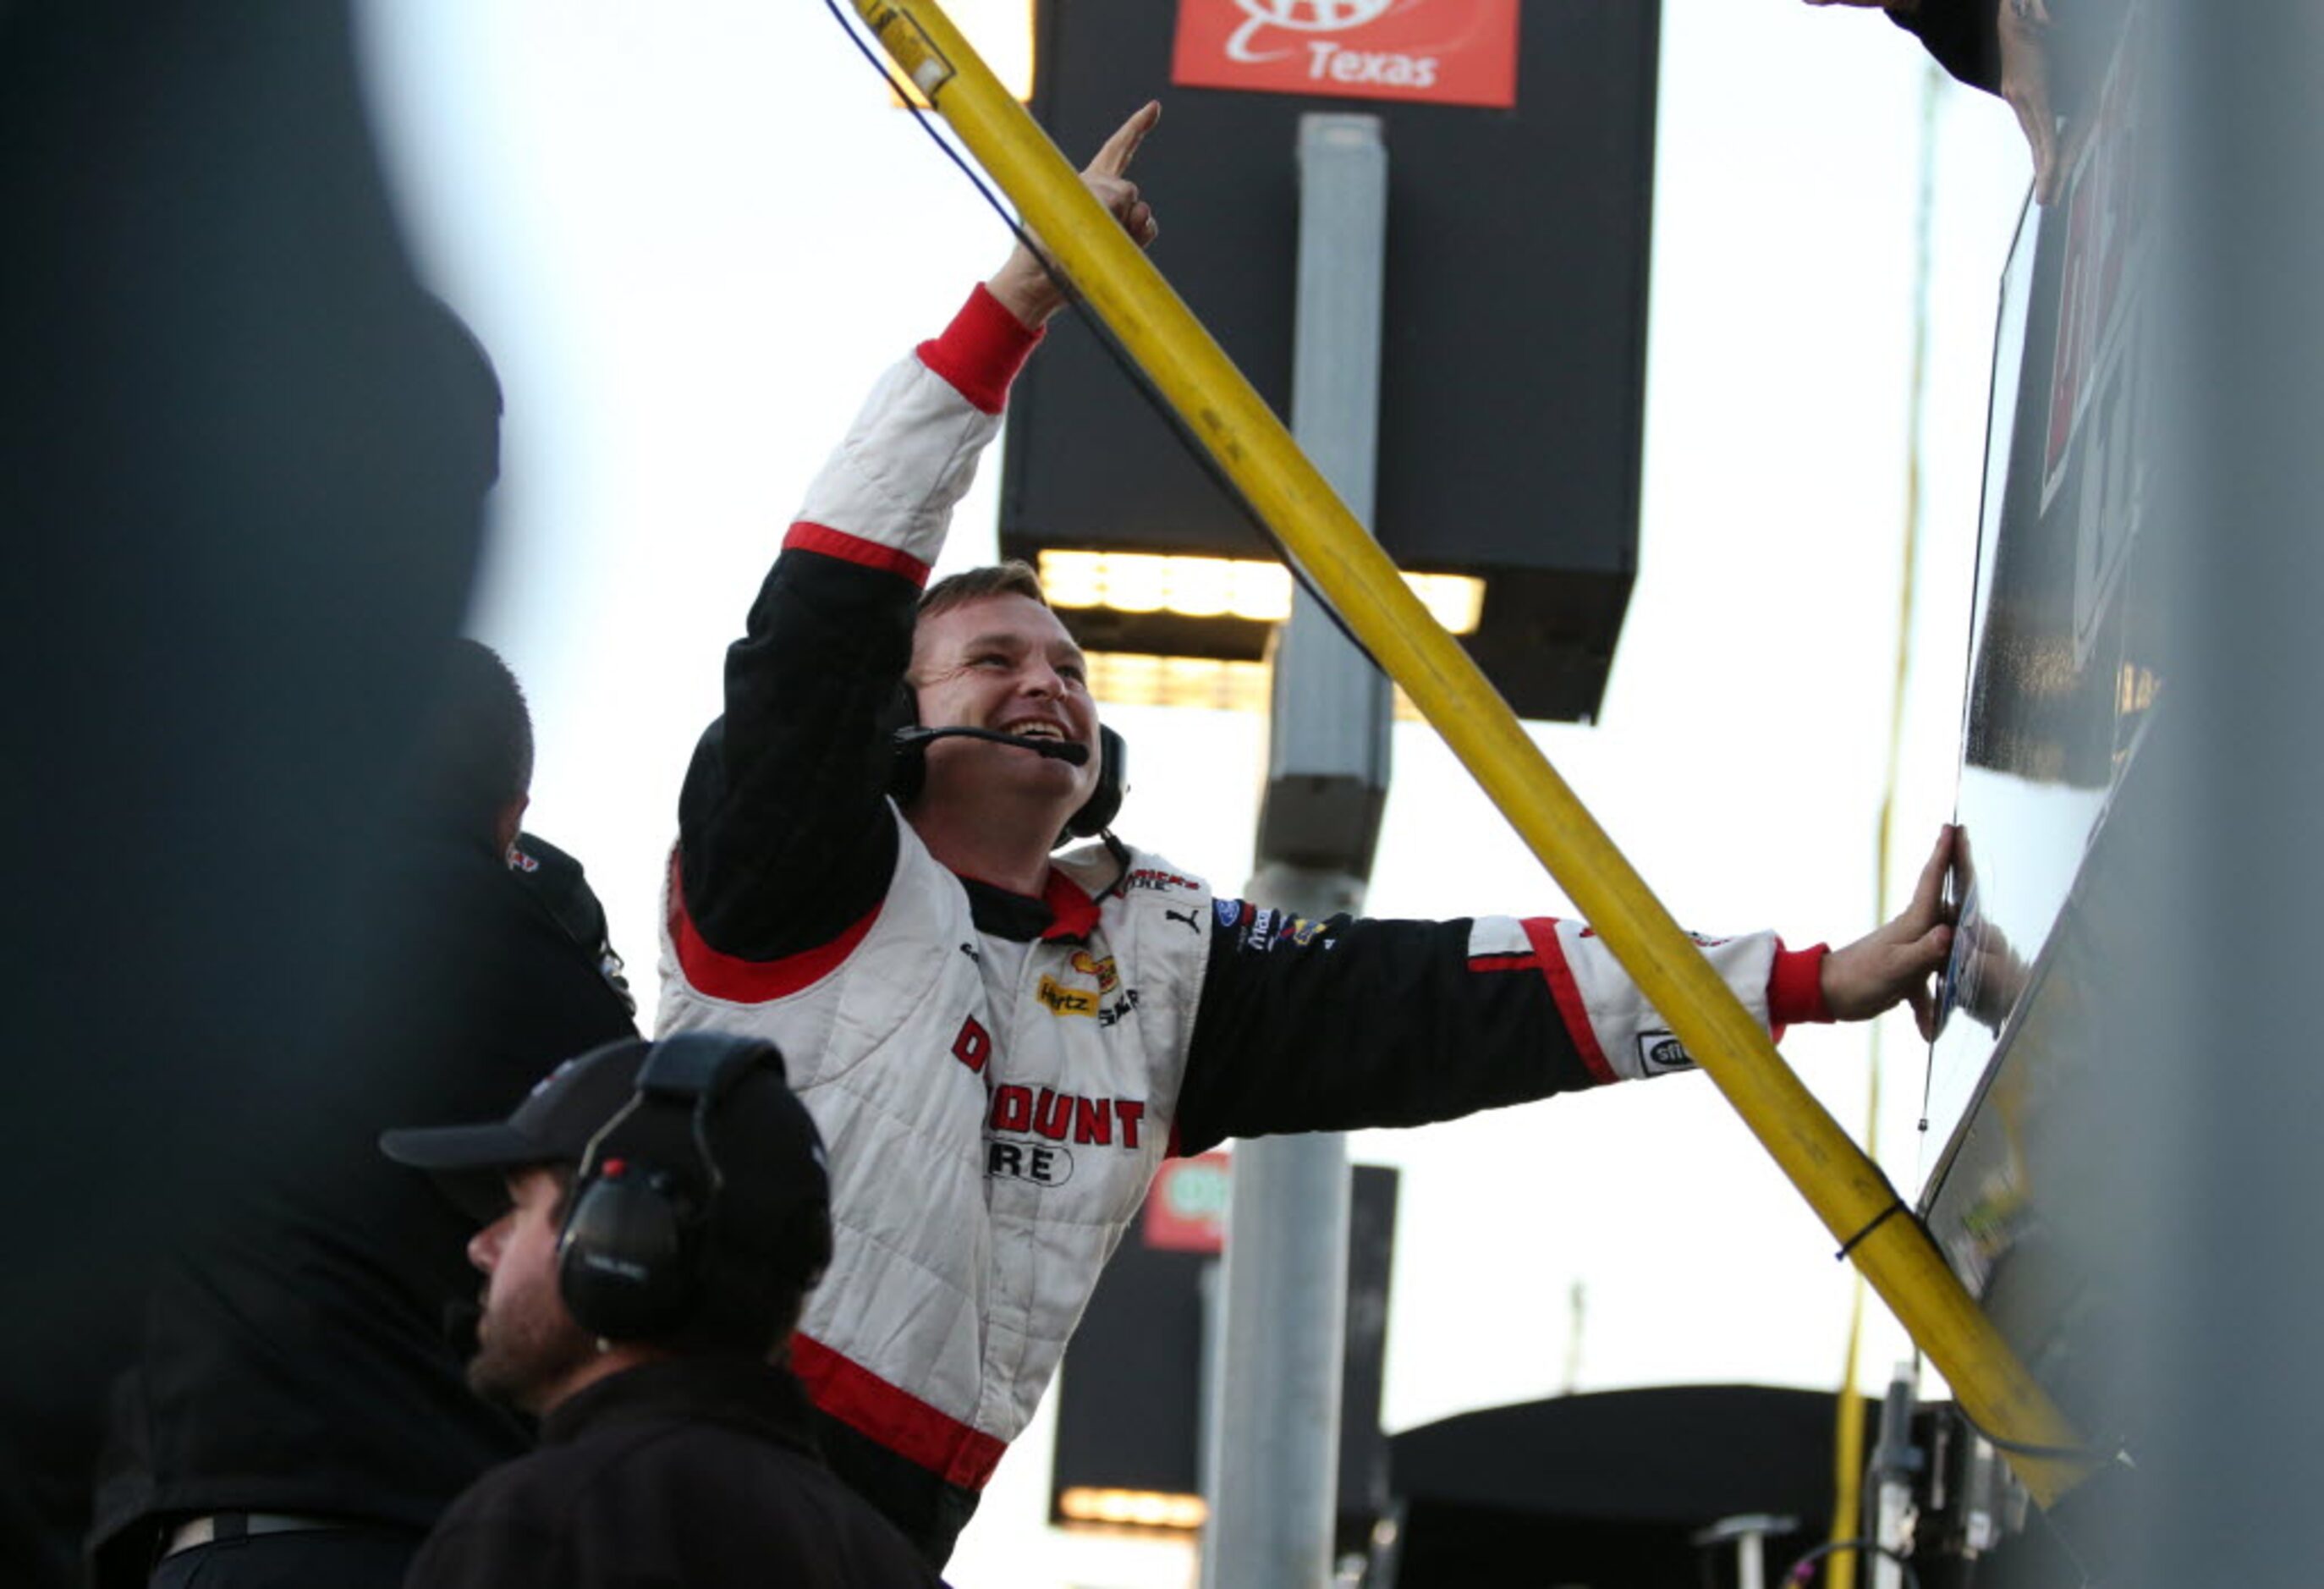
[846,0,2094,1507]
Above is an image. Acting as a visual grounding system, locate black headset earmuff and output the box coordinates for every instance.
[555,1033,777,1342]
[879,682,928,805]
[1063,726,1126,839]
[884,680,1128,844]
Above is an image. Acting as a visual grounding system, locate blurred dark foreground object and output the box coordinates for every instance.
[0,2,492,1581]
[89,809,639,1587]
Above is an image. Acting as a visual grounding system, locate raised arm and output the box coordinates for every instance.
[673,291,1043,962]
[672,104,1167,965]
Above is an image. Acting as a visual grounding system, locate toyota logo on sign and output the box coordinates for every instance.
[1173,0,1520,109]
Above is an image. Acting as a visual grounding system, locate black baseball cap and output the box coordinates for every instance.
[379,1033,830,1256]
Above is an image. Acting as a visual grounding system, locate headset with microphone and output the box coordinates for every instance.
[885,686,1128,843]
[555,1032,823,1344]
[890,723,1091,767]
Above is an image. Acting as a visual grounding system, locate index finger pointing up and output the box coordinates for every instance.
[1086,100,1161,180]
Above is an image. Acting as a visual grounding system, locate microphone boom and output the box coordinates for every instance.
[893,725,1089,765]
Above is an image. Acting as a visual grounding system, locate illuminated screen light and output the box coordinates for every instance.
[1057,1487,1209,1531]
[1085,652,1429,721]
[1411,570,1486,635]
[1038,552,1484,636]
[1086,652,1271,713]
[887,1,1036,106]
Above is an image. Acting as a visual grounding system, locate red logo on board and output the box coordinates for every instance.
[1143,1152,1233,1254]
[1171,0,1519,110]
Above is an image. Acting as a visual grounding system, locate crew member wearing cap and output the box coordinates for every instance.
[382,1031,936,1589]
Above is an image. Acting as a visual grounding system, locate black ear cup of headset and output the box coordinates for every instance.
[556,1032,777,1343]
[882,681,1128,843]
[878,683,929,804]
[1061,727,1125,838]
[556,1158,698,1342]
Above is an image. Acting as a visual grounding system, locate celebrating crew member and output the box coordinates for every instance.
[657,102,1958,1565]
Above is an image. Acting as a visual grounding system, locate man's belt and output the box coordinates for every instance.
[162,1512,348,1559]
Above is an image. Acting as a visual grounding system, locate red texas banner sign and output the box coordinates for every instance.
[1170,0,1521,110]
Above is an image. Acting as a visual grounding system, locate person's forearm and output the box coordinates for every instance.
[1174,911,1601,1155]
[986,255,1063,331]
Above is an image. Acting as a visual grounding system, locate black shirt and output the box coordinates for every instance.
[405,1355,939,1589]
[90,832,637,1574]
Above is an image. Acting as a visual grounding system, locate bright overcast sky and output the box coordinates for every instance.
[355,3,2032,1582]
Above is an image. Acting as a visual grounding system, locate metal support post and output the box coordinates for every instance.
[1202,114,1390,1589]
[1867,1364,1920,1589]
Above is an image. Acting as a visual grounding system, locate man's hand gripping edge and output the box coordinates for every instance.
[1820,824,1960,1041]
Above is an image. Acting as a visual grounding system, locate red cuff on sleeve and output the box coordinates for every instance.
[915,283,1045,415]
[1767,941,1832,1029]
[782,521,933,589]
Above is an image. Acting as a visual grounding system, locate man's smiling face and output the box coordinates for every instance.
[909,592,1102,823]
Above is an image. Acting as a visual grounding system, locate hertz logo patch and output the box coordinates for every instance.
[1037,976,1101,1017]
